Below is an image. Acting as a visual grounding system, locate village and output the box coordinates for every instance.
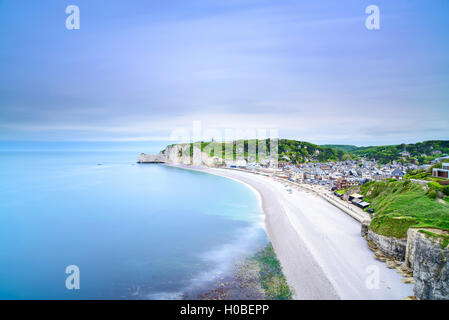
[231,155,447,188]
[138,142,449,216]
[224,151,449,214]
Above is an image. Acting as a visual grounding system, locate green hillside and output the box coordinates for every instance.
[321,144,359,153]
[278,139,345,163]
[166,139,449,165]
[349,140,449,164]
[361,180,449,241]
[169,139,346,164]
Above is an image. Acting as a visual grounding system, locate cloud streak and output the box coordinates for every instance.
[0,0,448,145]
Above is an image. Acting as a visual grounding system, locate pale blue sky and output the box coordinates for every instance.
[0,0,448,146]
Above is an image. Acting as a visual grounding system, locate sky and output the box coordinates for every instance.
[0,0,448,147]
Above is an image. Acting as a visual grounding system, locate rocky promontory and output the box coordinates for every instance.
[138,144,224,167]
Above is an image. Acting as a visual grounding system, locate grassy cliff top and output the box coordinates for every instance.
[165,139,449,164]
[362,180,449,238]
[166,139,346,163]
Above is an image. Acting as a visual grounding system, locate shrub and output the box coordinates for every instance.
[427,181,443,191]
[443,186,449,196]
[427,190,438,199]
[431,163,443,169]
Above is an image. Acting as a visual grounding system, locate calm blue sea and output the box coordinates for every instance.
[0,148,267,299]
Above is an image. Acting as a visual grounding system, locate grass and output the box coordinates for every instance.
[335,189,346,195]
[254,244,293,300]
[369,216,417,239]
[427,177,447,182]
[362,180,449,238]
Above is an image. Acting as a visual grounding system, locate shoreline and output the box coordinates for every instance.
[165,163,337,299]
[193,243,292,300]
[204,166,339,299]
[164,163,414,300]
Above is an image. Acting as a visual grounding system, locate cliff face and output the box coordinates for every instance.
[367,229,407,260]
[137,153,166,163]
[164,144,192,165]
[405,229,449,300]
[138,144,224,167]
[368,226,449,300]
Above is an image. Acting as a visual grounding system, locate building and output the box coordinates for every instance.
[334,178,348,189]
[399,145,410,158]
[432,163,449,179]
[334,177,358,190]
[354,200,371,209]
[349,193,363,201]
[391,168,405,179]
[435,156,449,163]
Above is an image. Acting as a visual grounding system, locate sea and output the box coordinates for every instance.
[0,142,267,299]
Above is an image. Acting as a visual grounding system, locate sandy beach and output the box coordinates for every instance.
[186,166,414,300]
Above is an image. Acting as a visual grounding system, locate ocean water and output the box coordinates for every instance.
[0,150,267,299]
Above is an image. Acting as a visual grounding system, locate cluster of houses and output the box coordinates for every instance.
[274,159,431,190]
[228,157,446,190]
[333,192,373,211]
[223,149,449,213]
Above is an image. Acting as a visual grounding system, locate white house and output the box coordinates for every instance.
[433,163,449,179]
